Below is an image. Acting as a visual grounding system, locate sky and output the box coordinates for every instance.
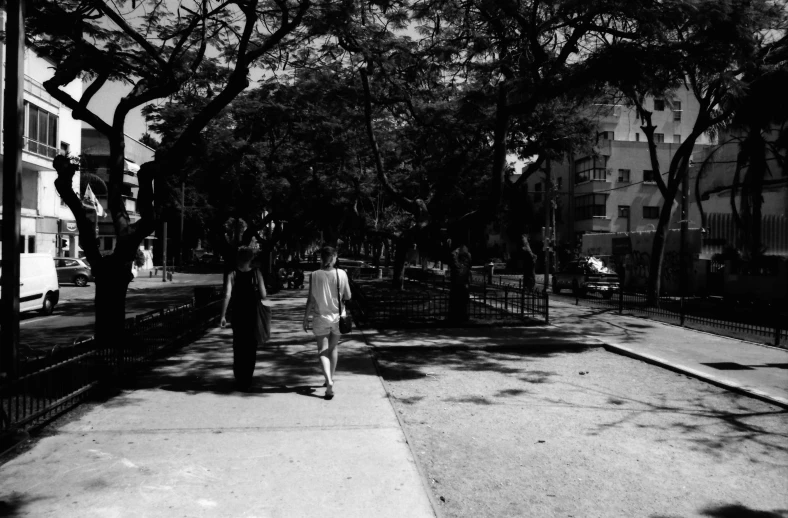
[85,80,149,141]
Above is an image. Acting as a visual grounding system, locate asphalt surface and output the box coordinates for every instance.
[17,271,223,352]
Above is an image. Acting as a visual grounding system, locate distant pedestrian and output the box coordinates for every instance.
[302,246,352,399]
[220,246,268,390]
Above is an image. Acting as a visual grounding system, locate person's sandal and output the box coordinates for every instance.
[325,384,334,400]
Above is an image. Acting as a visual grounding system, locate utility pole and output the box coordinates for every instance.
[679,161,690,324]
[180,181,185,266]
[162,222,168,282]
[1,0,25,378]
[543,160,552,293]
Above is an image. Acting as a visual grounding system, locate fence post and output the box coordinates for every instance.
[520,285,525,317]
[504,286,508,313]
[619,287,623,315]
[544,291,549,325]
[680,294,686,326]
[776,318,781,348]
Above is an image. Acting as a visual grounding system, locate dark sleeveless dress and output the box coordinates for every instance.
[231,269,263,388]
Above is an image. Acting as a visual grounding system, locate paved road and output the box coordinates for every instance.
[18,272,223,352]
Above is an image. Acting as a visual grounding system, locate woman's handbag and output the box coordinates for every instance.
[336,269,353,334]
[252,270,272,343]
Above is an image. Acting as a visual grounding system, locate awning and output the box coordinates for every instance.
[124,160,140,173]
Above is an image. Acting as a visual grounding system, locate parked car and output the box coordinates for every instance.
[55,256,94,287]
[552,258,620,298]
[0,253,60,314]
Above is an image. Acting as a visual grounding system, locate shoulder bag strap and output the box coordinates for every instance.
[336,269,343,315]
[251,268,263,300]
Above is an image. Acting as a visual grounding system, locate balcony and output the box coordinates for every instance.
[24,75,61,108]
[23,136,58,159]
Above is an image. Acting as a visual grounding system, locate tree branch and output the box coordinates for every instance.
[52,156,101,266]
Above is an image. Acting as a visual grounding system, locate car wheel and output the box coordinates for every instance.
[74,275,88,287]
[552,278,561,294]
[40,292,55,315]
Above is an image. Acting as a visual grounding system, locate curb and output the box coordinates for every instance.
[600,341,788,410]
[355,327,446,518]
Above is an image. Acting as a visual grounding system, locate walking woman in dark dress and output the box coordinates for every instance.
[220,247,267,390]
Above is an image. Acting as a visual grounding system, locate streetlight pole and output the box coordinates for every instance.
[1,0,25,378]
[180,181,185,266]
[680,161,690,324]
[162,222,168,282]
[543,160,552,293]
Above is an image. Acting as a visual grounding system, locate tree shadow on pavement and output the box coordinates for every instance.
[0,493,48,518]
[109,297,378,401]
[583,377,788,460]
[653,503,788,518]
[369,327,598,382]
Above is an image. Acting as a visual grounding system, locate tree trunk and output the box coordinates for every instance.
[745,131,767,259]
[92,256,133,369]
[646,193,678,303]
[448,245,472,323]
[391,235,410,290]
[646,130,704,303]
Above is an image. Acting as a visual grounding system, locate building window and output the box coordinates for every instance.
[599,131,614,140]
[618,169,630,182]
[643,206,660,219]
[575,194,608,220]
[618,206,630,218]
[654,99,665,111]
[28,236,36,253]
[673,101,682,121]
[534,182,542,202]
[673,134,681,143]
[635,133,640,142]
[643,170,656,183]
[25,102,59,158]
[654,133,665,143]
[575,157,607,184]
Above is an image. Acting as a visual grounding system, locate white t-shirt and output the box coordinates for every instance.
[310,269,352,324]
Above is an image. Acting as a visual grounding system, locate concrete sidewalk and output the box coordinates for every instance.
[547,299,788,408]
[0,292,437,518]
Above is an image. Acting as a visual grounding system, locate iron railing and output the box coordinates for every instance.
[351,270,548,327]
[1,293,222,433]
[574,289,786,347]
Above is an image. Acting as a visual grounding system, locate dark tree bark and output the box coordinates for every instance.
[448,245,472,323]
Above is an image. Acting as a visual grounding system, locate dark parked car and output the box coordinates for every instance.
[55,256,93,287]
[552,258,619,298]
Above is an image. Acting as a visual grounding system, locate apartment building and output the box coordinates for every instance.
[80,126,156,253]
[0,12,83,258]
[521,87,714,252]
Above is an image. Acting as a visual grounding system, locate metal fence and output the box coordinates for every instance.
[1,293,223,433]
[565,289,787,348]
[350,270,548,327]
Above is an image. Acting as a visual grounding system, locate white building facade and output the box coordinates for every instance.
[0,12,83,258]
[521,87,714,250]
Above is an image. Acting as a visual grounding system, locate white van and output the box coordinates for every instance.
[0,253,60,315]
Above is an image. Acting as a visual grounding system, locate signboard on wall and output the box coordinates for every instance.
[57,219,79,235]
